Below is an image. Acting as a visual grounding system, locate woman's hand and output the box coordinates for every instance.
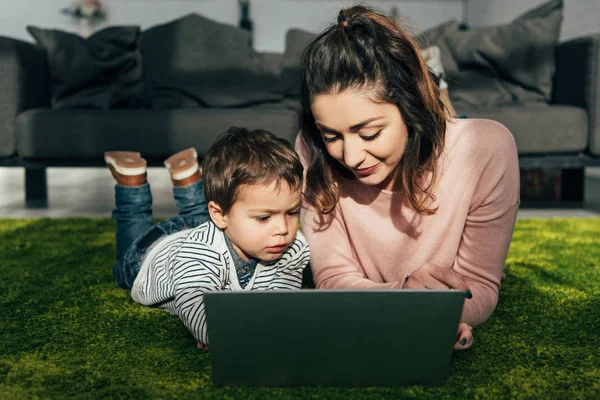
[404,262,471,293]
[454,322,473,350]
[197,342,209,351]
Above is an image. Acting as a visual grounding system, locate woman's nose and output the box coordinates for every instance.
[342,136,366,168]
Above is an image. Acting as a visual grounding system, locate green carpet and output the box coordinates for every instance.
[1,218,599,399]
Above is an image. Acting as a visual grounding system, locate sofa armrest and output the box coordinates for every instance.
[552,33,600,156]
[0,36,50,157]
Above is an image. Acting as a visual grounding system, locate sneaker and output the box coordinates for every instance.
[104,151,147,187]
[164,148,202,187]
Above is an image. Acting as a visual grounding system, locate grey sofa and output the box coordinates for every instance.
[451,33,600,202]
[0,26,599,207]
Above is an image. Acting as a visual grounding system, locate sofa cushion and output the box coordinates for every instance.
[26,26,146,109]
[0,37,51,157]
[276,29,317,98]
[15,106,299,159]
[259,52,284,76]
[414,20,461,79]
[449,70,552,109]
[459,105,587,154]
[140,13,282,108]
[445,0,563,101]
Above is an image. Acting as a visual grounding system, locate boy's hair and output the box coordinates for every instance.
[299,5,446,216]
[202,127,303,215]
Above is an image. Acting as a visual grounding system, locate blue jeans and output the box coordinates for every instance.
[111,180,209,289]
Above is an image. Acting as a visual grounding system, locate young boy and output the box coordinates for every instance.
[105,127,310,349]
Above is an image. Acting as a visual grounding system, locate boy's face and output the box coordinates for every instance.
[212,182,302,262]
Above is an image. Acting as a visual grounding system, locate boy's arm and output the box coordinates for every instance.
[172,251,224,345]
[266,232,310,290]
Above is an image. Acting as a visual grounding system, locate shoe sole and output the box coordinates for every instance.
[104,151,147,176]
[107,164,147,186]
[164,148,199,180]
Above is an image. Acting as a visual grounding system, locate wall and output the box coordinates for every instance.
[5,1,595,51]
[467,0,600,41]
[0,0,237,41]
[250,0,463,52]
[0,0,463,52]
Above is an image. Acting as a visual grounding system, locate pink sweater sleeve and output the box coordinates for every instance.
[300,206,407,290]
[455,203,518,326]
[453,121,520,326]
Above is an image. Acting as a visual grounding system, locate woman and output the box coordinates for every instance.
[297,6,520,350]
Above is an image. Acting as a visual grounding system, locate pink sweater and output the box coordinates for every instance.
[297,118,520,326]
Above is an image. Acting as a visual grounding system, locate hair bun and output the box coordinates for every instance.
[337,9,350,28]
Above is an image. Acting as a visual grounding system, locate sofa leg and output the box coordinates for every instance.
[561,168,584,203]
[25,166,48,208]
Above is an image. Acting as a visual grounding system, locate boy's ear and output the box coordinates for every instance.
[208,201,227,229]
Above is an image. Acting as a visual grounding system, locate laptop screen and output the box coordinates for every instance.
[205,290,464,387]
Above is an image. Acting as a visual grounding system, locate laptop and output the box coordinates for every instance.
[204,290,465,387]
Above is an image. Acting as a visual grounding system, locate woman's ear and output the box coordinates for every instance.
[208,201,227,229]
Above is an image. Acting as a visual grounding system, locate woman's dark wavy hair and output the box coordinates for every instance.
[299,5,447,215]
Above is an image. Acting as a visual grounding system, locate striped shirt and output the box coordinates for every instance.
[131,220,310,344]
[224,233,258,288]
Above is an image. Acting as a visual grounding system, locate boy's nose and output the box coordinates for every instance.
[273,217,289,236]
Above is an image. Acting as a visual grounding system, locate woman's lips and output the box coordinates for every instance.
[354,163,380,176]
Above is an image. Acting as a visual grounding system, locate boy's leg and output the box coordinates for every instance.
[112,183,153,264]
[165,148,209,224]
[106,151,154,288]
[112,183,157,289]
[173,181,209,222]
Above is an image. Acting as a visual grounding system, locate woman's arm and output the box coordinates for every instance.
[402,120,519,326]
[301,205,407,289]
[454,202,519,326]
[452,121,520,327]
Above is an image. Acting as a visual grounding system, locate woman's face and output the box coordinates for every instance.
[311,88,408,191]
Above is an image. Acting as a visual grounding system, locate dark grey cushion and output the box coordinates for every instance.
[276,29,317,98]
[553,34,600,157]
[0,37,50,157]
[459,105,587,154]
[15,106,299,159]
[259,52,284,76]
[445,0,563,101]
[26,25,146,109]
[449,70,549,109]
[414,20,461,79]
[140,13,282,108]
